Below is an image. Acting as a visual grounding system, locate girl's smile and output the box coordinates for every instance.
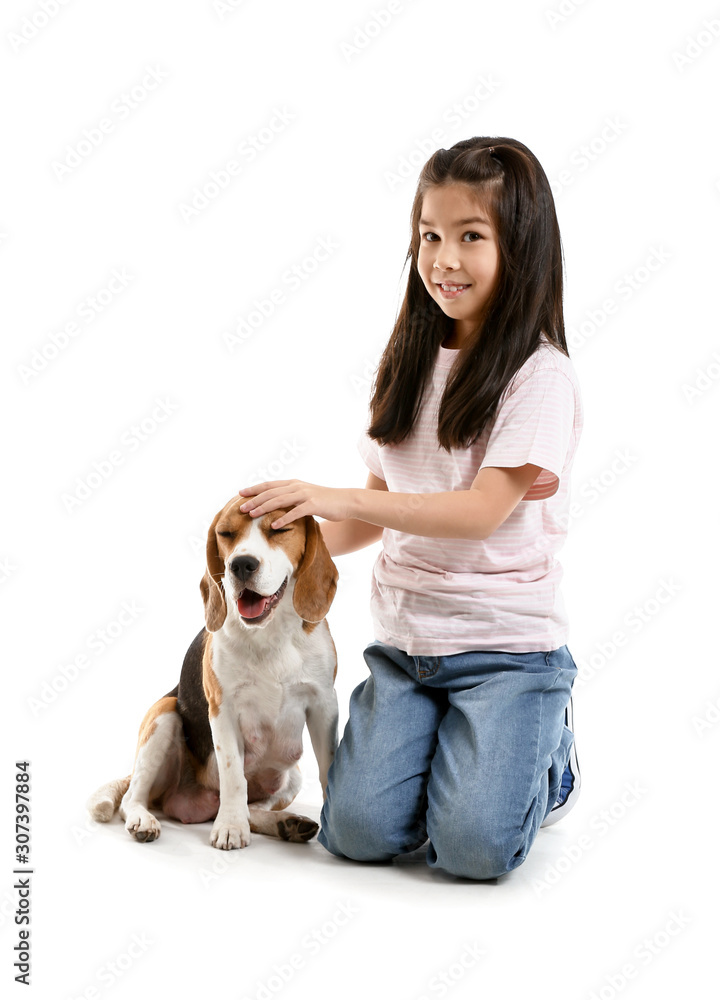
[436,281,472,299]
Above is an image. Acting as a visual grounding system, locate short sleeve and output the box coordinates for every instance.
[479,368,576,501]
[357,427,385,480]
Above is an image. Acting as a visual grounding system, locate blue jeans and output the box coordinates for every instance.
[318,640,578,880]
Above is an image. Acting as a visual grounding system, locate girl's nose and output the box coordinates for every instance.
[434,254,460,272]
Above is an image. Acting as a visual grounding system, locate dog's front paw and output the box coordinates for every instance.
[125,806,161,843]
[210,815,251,850]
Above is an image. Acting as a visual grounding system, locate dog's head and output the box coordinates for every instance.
[200,497,338,633]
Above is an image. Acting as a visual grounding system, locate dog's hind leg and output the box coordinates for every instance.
[86,775,131,822]
[249,806,318,842]
[248,765,319,842]
[120,696,183,843]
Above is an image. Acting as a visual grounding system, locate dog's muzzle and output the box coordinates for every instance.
[236,577,288,623]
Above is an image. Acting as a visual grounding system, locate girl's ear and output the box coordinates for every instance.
[292,516,338,623]
[200,512,227,632]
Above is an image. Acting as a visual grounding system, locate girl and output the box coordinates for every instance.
[238,136,583,881]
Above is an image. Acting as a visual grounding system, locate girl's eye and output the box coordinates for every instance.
[420,231,483,242]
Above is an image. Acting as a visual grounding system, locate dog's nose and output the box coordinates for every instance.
[230,555,260,584]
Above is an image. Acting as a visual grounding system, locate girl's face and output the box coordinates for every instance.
[417,183,500,347]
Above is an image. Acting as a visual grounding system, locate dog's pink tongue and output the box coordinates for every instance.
[237,590,269,619]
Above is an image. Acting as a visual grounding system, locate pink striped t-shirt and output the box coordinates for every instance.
[357,332,584,655]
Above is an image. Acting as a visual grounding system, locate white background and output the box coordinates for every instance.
[2,0,718,997]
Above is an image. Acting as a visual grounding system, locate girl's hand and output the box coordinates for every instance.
[238,480,357,529]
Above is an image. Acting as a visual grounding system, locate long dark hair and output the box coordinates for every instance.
[367,136,568,451]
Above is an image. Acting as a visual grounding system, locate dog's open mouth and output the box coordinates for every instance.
[237,577,288,622]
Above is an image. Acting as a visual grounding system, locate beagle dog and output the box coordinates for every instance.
[86,496,339,850]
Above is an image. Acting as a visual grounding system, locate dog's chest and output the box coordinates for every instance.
[214,638,314,762]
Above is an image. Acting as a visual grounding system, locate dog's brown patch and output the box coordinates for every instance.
[137,696,178,749]
[290,517,338,623]
[265,512,306,592]
[201,632,223,718]
[270,795,295,811]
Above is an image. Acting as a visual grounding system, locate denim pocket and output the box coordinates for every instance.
[504,650,556,673]
[545,646,578,676]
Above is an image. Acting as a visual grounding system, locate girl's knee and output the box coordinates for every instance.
[319,787,425,862]
[429,837,525,881]
[427,812,530,880]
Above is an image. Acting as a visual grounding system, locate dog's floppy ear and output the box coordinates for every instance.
[200,511,227,632]
[292,516,338,624]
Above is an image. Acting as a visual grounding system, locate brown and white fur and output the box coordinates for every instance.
[86,496,339,850]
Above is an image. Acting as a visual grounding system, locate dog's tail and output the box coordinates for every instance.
[86,775,131,822]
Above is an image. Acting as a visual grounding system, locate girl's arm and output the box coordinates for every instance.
[239,465,543,541]
[349,464,544,541]
[319,472,387,557]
